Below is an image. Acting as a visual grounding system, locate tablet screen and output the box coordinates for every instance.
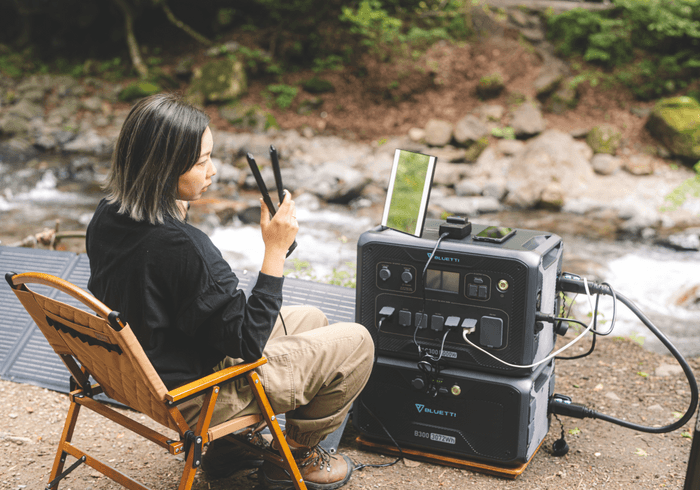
[381,149,437,237]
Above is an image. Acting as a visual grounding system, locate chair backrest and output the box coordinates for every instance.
[7,272,184,433]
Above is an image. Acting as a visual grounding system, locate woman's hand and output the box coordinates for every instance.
[260,190,298,277]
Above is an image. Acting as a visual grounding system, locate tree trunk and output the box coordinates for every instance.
[112,0,149,79]
[156,0,213,46]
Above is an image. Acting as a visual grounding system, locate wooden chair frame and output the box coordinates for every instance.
[6,271,307,490]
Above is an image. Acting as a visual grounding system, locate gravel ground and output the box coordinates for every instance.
[1,336,698,490]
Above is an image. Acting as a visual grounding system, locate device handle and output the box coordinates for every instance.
[269,145,285,205]
[246,152,297,258]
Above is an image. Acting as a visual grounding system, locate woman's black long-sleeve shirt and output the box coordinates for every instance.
[86,199,282,389]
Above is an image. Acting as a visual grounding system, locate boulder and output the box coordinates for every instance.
[511,102,546,138]
[62,130,112,155]
[534,63,564,100]
[505,129,594,208]
[546,79,579,114]
[219,103,267,132]
[408,127,425,143]
[118,81,161,102]
[645,97,700,162]
[586,124,622,155]
[476,73,505,99]
[302,161,370,203]
[189,57,247,103]
[424,119,453,147]
[624,154,655,176]
[591,153,621,175]
[476,104,505,121]
[454,114,489,146]
[432,195,502,215]
[301,77,335,94]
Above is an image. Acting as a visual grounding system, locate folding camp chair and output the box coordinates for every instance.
[6,271,307,490]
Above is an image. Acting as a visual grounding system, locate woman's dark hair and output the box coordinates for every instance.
[104,93,210,224]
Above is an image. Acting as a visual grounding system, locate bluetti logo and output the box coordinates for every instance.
[427,253,459,263]
[415,403,457,418]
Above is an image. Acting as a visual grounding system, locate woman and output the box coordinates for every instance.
[86,93,373,489]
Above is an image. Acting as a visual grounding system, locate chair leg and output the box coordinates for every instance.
[178,386,220,490]
[247,371,307,490]
[48,399,81,489]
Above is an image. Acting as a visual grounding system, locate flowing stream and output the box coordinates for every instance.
[2,165,699,358]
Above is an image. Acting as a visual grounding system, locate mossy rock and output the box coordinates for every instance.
[464,136,489,162]
[301,77,335,94]
[645,96,700,162]
[219,103,267,132]
[476,73,504,100]
[586,124,622,155]
[189,57,247,104]
[118,80,161,102]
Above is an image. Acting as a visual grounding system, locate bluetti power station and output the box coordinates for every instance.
[353,220,564,466]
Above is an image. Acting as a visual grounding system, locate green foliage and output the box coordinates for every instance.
[266,84,298,109]
[312,55,345,73]
[236,47,283,77]
[118,80,161,102]
[662,161,700,211]
[547,0,700,100]
[491,126,515,140]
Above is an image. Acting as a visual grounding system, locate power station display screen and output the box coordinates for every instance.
[425,269,460,293]
[381,149,437,237]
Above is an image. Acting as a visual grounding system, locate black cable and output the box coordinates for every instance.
[552,277,699,434]
[279,311,288,336]
[556,294,601,361]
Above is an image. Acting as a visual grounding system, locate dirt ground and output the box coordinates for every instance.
[1,336,697,490]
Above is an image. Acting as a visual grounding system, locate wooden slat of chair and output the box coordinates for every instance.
[6,271,307,490]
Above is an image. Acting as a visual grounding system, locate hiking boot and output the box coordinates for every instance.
[261,444,354,490]
[201,426,271,480]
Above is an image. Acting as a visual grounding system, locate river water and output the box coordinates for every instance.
[2,164,699,359]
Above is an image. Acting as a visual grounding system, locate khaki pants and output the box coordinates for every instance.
[181,305,374,447]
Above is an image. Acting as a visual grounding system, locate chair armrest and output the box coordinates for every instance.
[165,357,268,404]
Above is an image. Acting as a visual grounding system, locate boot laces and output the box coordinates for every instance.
[299,445,333,472]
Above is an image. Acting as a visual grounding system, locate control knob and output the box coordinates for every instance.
[411,377,425,390]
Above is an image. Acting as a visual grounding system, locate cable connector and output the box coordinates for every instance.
[378,306,395,319]
[557,273,612,296]
[439,215,472,239]
[549,394,594,419]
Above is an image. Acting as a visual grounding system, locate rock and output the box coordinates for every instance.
[118,81,161,102]
[505,129,593,208]
[81,96,103,112]
[301,77,335,94]
[497,139,525,156]
[510,102,546,138]
[219,103,267,132]
[547,79,579,114]
[591,153,622,175]
[662,229,700,251]
[655,363,685,377]
[432,162,470,186]
[482,181,507,200]
[464,137,489,162]
[432,195,502,215]
[0,114,30,135]
[213,161,241,185]
[189,57,248,103]
[624,154,655,176]
[7,99,44,120]
[408,127,425,143]
[540,181,565,209]
[573,140,593,161]
[46,97,82,124]
[454,114,489,146]
[520,28,545,43]
[476,73,505,99]
[174,56,195,80]
[586,124,622,155]
[645,96,700,162]
[605,392,621,402]
[303,162,370,203]
[206,41,241,56]
[534,63,564,99]
[424,119,453,147]
[430,146,467,163]
[476,104,505,121]
[62,130,112,155]
[455,179,482,196]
